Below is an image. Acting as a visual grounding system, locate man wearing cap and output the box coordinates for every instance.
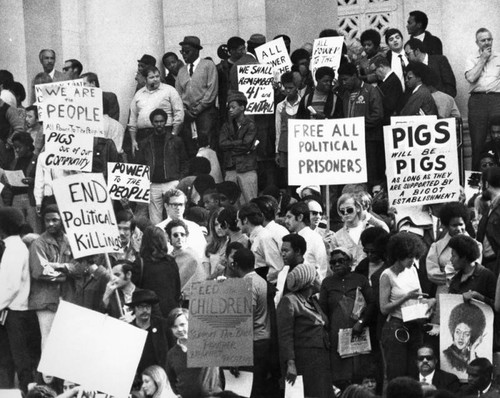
[176,36,218,157]
[126,289,170,378]
[136,54,156,92]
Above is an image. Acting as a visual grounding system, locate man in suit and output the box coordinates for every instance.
[414,344,460,394]
[81,72,120,122]
[370,55,403,123]
[462,358,500,397]
[406,10,443,55]
[400,61,438,116]
[176,36,218,157]
[384,28,408,90]
[404,38,456,97]
[30,49,64,104]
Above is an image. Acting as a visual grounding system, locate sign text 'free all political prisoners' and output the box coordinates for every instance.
[384,118,460,207]
[255,37,292,80]
[287,117,367,186]
[52,173,122,258]
[35,80,104,136]
[311,36,344,86]
[107,162,151,203]
[237,64,274,114]
[188,278,253,367]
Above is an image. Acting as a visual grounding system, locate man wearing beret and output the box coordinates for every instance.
[176,36,218,157]
[126,289,171,379]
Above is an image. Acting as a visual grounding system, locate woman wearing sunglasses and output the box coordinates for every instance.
[329,193,373,270]
[379,232,436,382]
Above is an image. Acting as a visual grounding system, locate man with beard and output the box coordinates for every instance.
[102,260,136,320]
[476,166,500,274]
[480,116,500,164]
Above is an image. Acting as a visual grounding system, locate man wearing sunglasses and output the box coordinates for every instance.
[414,344,460,394]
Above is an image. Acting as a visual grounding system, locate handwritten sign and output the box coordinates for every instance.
[44,131,94,172]
[36,81,104,137]
[288,117,367,185]
[440,294,493,382]
[35,79,83,121]
[38,301,146,398]
[52,173,121,258]
[255,37,292,80]
[107,162,150,203]
[237,64,274,114]
[384,118,460,207]
[188,278,253,367]
[311,36,344,85]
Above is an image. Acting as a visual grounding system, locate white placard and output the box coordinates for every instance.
[401,300,429,322]
[384,118,460,207]
[311,37,344,85]
[285,376,304,398]
[38,301,146,398]
[288,117,367,185]
[52,173,121,258]
[107,162,150,203]
[223,370,253,397]
[44,131,94,172]
[255,37,292,80]
[4,170,27,187]
[237,64,274,114]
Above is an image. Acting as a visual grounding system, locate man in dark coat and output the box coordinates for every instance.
[413,345,460,394]
[406,10,443,55]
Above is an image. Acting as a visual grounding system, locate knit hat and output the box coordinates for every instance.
[286,263,317,292]
[330,246,353,262]
[227,90,248,106]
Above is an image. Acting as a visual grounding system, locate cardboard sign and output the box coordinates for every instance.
[107,162,150,203]
[288,117,367,185]
[440,294,493,382]
[188,278,253,367]
[384,118,460,207]
[36,81,104,136]
[237,64,274,114]
[223,370,253,397]
[35,79,84,121]
[38,301,146,398]
[311,36,344,85]
[285,376,304,398]
[44,131,94,171]
[255,37,292,80]
[52,173,121,258]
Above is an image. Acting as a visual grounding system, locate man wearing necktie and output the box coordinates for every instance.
[176,36,218,158]
[384,28,408,91]
[463,358,500,398]
[414,345,460,394]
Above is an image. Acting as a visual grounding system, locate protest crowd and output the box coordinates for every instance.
[2,7,500,398]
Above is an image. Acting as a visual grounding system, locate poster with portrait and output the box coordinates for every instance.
[439,294,493,382]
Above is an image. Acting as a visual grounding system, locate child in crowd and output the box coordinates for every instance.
[219,91,258,205]
[166,308,222,398]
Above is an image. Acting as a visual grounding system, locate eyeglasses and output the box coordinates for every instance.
[62,67,71,72]
[172,232,186,238]
[339,207,355,215]
[310,211,323,216]
[168,202,185,208]
[417,355,434,361]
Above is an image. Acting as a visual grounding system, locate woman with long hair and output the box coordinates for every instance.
[139,226,181,318]
[141,365,175,398]
[203,207,228,276]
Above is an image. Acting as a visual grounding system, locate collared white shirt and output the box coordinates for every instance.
[190,57,201,75]
[465,51,500,93]
[414,32,426,42]
[49,69,55,80]
[249,225,284,284]
[298,226,329,281]
[419,370,435,384]
[390,50,408,90]
[422,53,429,65]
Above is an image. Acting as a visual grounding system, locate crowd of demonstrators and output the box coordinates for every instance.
[2,8,500,398]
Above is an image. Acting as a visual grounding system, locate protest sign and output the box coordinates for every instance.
[4,170,27,187]
[38,301,146,397]
[188,278,253,367]
[44,131,94,172]
[390,115,437,126]
[223,370,253,397]
[237,64,274,114]
[255,37,292,80]
[384,118,460,207]
[311,36,344,85]
[35,79,84,121]
[0,391,22,398]
[440,294,493,382]
[52,173,121,258]
[288,117,366,185]
[285,376,304,398]
[36,81,104,136]
[107,162,150,203]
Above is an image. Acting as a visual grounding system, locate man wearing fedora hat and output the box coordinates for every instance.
[176,35,218,157]
[126,289,171,376]
[136,54,156,92]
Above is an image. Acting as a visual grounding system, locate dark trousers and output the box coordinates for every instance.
[366,139,385,184]
[381,317,423,382]
[468,93,500,170]
[0,310,40,393]
[181,105,218,158]
[250,338,281,398]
